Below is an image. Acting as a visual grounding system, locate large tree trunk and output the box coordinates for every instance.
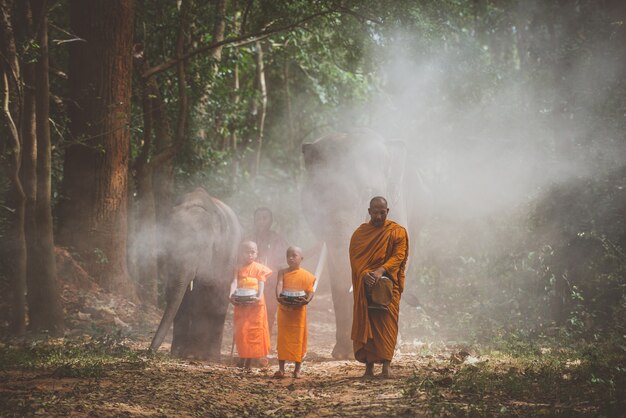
[0,0,27,335]
[27,0,64,334]
[57,0,135,296]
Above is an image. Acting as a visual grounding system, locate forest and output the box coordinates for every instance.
[1,0,625,416]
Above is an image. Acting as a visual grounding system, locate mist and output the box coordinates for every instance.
[211,4,625,344]
[122,2,626,348]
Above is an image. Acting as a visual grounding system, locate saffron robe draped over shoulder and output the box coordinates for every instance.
[234,261,272,358]
[277,268,316,362]
[349,220,409,363]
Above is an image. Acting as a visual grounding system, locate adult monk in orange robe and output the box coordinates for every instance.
[230,241,272,370]
[274,246,316,378]
[349,196,409,378]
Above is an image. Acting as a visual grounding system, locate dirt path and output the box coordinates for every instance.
[2,294,622,416]
[1,350,432,417]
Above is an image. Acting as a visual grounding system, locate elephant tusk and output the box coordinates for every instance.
[312,242,327,292]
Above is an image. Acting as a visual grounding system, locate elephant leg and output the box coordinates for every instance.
[205,282,230,359]
[171,286,192,357]
[149,268,195,352]
[187,281,230,360]
[328,252,354,359]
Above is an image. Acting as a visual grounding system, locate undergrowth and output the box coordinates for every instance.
[0,332,161,378]
[403,334,626,417]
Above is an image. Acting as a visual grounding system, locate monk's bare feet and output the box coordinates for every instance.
[363,362,374,378]
[272,370,285,379]
[381,361,391,378]
[293,362,302,379]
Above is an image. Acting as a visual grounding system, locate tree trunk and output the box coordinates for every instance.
[283,47,295,160]
[132,56,159,305]
[57,0,135,297]
[20,31,39,334]
[210,0,227,150]
[150,4,190,234]
[230,58,240,189]
[132,0,190,304]
[28,0,64,334]
[0,0,27,335]
[253,40,267,179]
[211,0,226,63]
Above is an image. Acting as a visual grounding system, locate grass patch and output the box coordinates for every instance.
[403,335,626,416]
[0,333,151,378]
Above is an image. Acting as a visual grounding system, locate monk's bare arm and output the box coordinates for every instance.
[381,229,409,275]
[276,269,290,305]
[275,269,284,300]
[305,277,316,303]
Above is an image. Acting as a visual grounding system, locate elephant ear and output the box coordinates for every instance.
[385,140,407,209]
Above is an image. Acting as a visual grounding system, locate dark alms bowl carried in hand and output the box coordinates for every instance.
[232,288,257,304]
[366,275,393,310]
[280,290,307,306]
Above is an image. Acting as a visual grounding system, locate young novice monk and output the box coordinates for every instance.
[230,241,272,370]
[274,246,316,378]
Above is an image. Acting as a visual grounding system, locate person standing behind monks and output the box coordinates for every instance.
[349,196,409,378]
[274,246,316,379]
[247,207,289,334]
[229,241,272,370]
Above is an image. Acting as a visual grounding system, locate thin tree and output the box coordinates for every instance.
[1,0,27,334]
[28,0,63,334]
[132,0,191,304]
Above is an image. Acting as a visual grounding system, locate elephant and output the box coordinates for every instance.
[301,129,425,359]
[149,187,242,359]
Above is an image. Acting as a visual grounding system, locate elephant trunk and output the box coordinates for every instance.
[149,275,192,352]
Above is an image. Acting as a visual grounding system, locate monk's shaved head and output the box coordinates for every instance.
[286,246,303,256]
[241,240,258,251]
[369,196,388,208]
[368,196,389,227]
[286,246,304,269]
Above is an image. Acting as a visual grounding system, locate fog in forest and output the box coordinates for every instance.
[215,9,625,344]
[123,3,626,347]
[363,30,624,340]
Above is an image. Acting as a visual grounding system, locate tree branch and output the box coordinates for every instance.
[141,8,339,79]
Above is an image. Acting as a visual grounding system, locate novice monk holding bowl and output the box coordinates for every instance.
[273,246,316,379]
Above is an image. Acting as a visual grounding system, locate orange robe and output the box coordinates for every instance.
[234,262,272,358]
[247,230,289,333]
[349,220,409,363]
[277,268,316,362]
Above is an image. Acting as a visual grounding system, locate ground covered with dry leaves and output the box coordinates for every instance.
[1,334,624,417]
[1,252,624,416]
[2,306,624,417]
